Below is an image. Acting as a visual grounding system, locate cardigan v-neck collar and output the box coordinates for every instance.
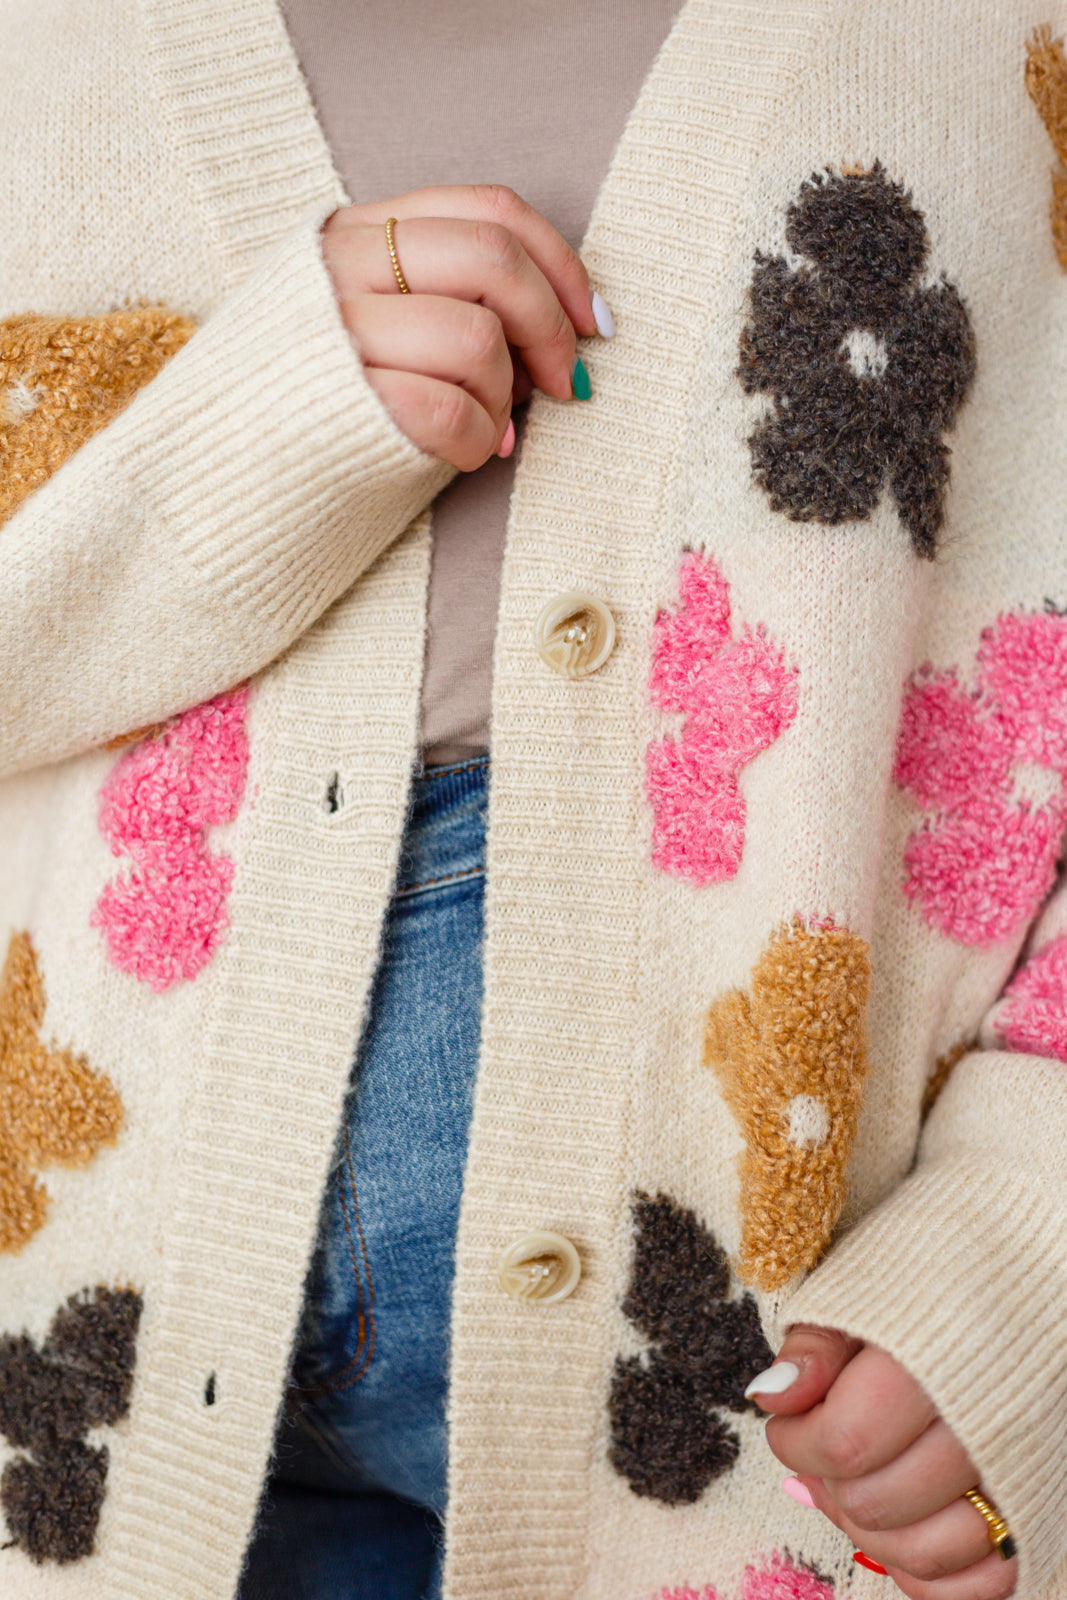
[138,0,831,302]
[136,0,835,686]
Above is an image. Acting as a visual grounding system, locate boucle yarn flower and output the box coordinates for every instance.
[92,688,249,991]
[659,1553,837,1600]
[894,610,1067,945]
[609,1194,773,1506]
[738,165,975,557]
[703,920,871,1292]
[0,1287,142,1564]
[646,553,797,884]
[0,309,195,531]
[0,932,123,1254]
[995,936,1067,1060]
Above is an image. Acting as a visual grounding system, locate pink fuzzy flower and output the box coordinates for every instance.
[996,936,1067,1060]
[659,1554,836,1600]
[894,612,1067,946]
[92,688,249,991]
[650,554,733,712]
[92,853,236,993]
[977,612,1067,769]
[735,1555,836,1600]
[646,553,798,884]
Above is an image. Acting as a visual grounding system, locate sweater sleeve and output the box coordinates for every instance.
[0,211,454,776]
[785,890,1067,1598]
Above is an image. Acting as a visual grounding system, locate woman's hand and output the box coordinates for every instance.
[749,1326,1018,1600]
[321,185,602,471]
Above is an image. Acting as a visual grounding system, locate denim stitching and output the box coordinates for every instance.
[414,756,489,782]
[395,864,485,899]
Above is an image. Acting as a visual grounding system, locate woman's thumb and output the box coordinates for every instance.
[743,1323,863,1415]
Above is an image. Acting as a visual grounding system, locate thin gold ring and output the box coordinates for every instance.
[384,217,411,294]
[963,1488,1016,1561]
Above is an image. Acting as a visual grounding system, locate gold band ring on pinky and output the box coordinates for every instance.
[963,1488,1017,1561]
[384,217,411,294]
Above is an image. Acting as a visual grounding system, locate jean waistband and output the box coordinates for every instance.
[395,756,489,897]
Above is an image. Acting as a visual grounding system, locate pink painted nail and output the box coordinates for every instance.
[781,1476,816,1510]
[498,418,516,459]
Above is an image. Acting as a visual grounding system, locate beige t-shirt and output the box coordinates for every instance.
[280,0,681,762]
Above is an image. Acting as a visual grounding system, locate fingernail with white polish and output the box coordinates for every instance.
[744,1361,800,1399]
[781,1477,817,1510]
[591,290,616,339]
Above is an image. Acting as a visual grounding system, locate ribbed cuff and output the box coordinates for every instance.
[784,1053,1067,1597]
[120,208,453,642]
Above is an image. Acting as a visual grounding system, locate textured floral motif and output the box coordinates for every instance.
[608,1194,773,1505]
[91,687,249,991]
[0,932,123,1253]
[659,1553,836,1600]
[704,921,871,1292]
[893,610,1067,946]
[738,165,975,558]
[1026,27,1067,271]
[646,553,797,883]
[995,936,1067,1060]
[0,309,195,530]
[0,1287,142,1563]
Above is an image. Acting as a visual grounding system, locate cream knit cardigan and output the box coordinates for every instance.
[3,1,1067,1597]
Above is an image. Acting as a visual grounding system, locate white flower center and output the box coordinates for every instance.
[1010,762,1063,811]
[842,329,889,380]
[785,1094,831,1149]
[1,378,43,424]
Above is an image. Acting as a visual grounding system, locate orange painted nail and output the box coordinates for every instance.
[853,1552,889,1576]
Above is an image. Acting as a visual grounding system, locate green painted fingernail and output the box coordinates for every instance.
[572,357,592,400]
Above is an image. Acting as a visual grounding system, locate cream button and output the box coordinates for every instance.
[498,1231,582,1304]
[534,593,616,679]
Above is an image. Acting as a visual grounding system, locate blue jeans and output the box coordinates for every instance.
[239,758,488,1600]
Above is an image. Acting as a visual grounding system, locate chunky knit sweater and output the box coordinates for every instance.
[3,3,1067,1599]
